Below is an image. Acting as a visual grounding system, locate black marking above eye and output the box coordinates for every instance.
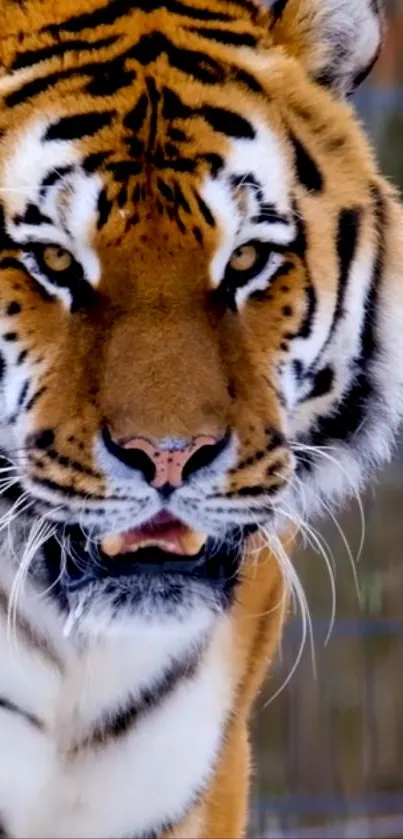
[199,105,255,140]
[40,166,75,192]
[97,188,113,230]
[44,111,115,142]
[14,204,52,227]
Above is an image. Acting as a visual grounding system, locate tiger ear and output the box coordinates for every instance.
[268,0,384,96]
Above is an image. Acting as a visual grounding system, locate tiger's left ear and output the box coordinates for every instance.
[269,0,384,96]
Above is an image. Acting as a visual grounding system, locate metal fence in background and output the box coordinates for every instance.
[248,452,403,838]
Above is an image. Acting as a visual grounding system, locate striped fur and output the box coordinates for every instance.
[0,0,401,836]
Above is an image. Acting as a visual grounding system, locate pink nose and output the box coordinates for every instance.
[122,436,221,488]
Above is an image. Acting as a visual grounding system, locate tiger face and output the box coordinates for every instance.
[0,0,400,638]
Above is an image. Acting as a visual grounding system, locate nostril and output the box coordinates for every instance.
[181,429,231,482]
[101,426,156,484]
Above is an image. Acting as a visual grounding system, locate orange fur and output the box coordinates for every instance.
[0,1,401,836]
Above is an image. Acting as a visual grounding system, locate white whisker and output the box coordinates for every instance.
[259,524,316,706]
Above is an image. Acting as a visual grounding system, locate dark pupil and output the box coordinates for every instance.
[53,248,67,267]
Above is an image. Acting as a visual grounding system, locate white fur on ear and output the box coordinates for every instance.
[270,0,384,96]
[314,0,383,93]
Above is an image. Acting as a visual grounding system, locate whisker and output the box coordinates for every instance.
[260,526,316,705]
[7,516,56,648]
[292,441,366,564]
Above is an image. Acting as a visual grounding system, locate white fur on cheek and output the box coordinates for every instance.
[1,117,79,223]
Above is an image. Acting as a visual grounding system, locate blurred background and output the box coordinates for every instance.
[249,1,403,836]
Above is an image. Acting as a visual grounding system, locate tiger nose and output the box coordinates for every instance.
[102,428,231,489]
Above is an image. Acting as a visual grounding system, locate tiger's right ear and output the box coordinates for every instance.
[268,0,384,97]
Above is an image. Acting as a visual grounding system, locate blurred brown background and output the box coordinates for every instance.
[249,2,403,836]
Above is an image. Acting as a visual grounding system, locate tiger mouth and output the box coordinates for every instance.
[100,512,207,561]
[42,512,246,596]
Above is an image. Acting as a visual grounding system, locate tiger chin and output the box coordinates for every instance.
[0,0,401,837]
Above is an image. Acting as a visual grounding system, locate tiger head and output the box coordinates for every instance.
[0,0,401,637]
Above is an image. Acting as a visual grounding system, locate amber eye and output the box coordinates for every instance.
[42,245,74,273]
[229,243,259,273]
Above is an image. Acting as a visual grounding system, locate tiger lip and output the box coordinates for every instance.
[101,514,207,559]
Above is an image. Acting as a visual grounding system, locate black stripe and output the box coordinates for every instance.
[43,448,99,478]
[291,211,317,340]
[15,203,52,227]
[82,151,111,174]
[199,105,255,139]
[186,25,257,47]
[44,111,114,141]
[5,67,75,107]
[233,67,263,94]
[0,697,43,731]
[221,0,259,15]
[251,203,291,226]
[124,93,149,133]
[289,131,323,193]
[198,153,224,177]
[41,165,74,191]
[17,349,28,365]
[106,161,143,180]
[303,365,335,402]
[6,52,132,107]
[0,587,63,670]
[270,0,288,21]
[12,34,119,71]
[17,381,29,409]
[24,384,47,412]
[33,476,130,502]
[146,76,159,156]
[0,817,8,838]
[226,485,266,498]
[85,56,136,96]
[308,185,385,446]
[193,190,215,226]
[162,86,191,121]
[97,188,113,230]
[328,208,362,344]
[0,204,14,251]
[45,0,234,36]
[0,257,24,272]
[70,653,200,753]
[298,283,316,339]
[127,31,225,85]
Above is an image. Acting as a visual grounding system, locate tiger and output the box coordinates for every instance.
[0,0,401,836]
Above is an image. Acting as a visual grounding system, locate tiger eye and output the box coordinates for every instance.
[42,245,73,273]
[229,243,259,273]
